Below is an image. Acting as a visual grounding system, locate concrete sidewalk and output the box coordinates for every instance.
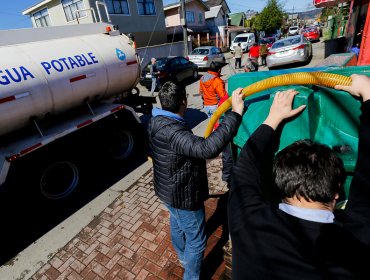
[1,120,230,280]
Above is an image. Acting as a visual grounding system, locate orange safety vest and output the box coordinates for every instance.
[199,71,227,106]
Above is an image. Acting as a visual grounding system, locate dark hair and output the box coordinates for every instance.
[238,43,241,46]
[273,140,346,203]
[209,62,224,73]
[158,81,186,113]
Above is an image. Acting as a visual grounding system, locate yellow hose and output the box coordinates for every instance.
[204,72,352,138]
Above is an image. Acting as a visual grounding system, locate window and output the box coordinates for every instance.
[186,11,195,23]
[198,13,202,23]
[137,0,156,15]
[179,57,189,65]
[105,0,130,15]
[33,8,51,27]
[169,58,180,68]
[62,0,86,22]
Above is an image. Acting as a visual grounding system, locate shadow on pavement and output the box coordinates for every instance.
[202,192,229,279]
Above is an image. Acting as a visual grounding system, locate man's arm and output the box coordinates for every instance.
[170,111,241,158]
[229,90,306,213]
[214,78,227,100]
[335,75,370,218]
[170,88,244,159]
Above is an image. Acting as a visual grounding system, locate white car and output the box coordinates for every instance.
[266,35,312,69]
[187,46,225,69]
[230,33,256,52]
[288,26,300,36]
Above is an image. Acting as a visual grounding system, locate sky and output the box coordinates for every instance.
[0,0,315,30]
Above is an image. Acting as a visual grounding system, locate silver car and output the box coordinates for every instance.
[187,46,225,69]
[266,35,312,69]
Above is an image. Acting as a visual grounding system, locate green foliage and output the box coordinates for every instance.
[254,0,284,32]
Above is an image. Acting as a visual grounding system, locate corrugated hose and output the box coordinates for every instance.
[204,72,352,138]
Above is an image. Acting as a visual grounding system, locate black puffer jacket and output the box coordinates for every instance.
[148,111,242,210]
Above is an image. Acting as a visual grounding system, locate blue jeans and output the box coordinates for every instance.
[165,204,206,280]
[203,104,218,118]
[150,77,159,95]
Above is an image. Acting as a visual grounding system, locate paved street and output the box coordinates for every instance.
[0,41,325,280]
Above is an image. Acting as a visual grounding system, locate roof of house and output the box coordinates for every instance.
[204,0,223,7]
[204,0,230,13]
[164,0,209,11]
[229,12,244,26]
[23,0,53,15]
[205,5,222,19]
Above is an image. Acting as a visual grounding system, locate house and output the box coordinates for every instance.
[22,0,167,47]
[227,12,252,43]
[314,0,369,65]
[287,13,300,26]
[164,0,209,43]
[204,0,230,47]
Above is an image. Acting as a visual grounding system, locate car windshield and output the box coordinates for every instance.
[144,58,168,71]
[191,48,209,55]
[156,58,169,70]
[303,28,317,33]
[260,37,274,44]
[234,37,248,43]
[289,27,298,31]
[271,37,301,49]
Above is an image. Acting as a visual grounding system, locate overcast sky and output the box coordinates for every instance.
[0,0,315,30]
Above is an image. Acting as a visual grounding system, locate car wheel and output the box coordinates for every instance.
[210,62,215,69]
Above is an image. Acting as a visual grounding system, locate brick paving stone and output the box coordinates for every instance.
[31,157,229,279]
[67,271,84,280]
[104,263,122,280]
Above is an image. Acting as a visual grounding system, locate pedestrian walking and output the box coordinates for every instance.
[150,57,160,96]
[259,42,268,66]
[233,43,243,69]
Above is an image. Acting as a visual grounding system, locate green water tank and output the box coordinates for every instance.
[227,66,370,199]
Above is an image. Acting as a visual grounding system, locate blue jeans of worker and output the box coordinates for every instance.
[165,204,206,280]
[150,77,159,95]
[203,104,218,118]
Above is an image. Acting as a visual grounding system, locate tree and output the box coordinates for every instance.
[253,0,285,33]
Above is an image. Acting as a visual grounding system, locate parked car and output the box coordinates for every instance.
[139,56,198,90]
[301,27,320,42]
[259,36,276,49]
[266,35,312,69]
[230,33,256,52]
[288,26,300,36]
[308,24,322,37]
[187,46,225,69]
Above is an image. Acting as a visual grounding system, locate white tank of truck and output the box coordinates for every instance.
[0,25,139,136]
[0,22,149,198]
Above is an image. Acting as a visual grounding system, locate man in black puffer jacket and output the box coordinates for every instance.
[148,81,244,280]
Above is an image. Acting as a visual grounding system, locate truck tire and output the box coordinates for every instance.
[107,129,135,160]
[40,161,79,199]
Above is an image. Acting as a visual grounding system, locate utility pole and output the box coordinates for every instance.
[180,0,188,56]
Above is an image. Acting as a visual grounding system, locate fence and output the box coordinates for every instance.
[136,41,192,67]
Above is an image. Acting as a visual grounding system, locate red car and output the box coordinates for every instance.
[301,27,320,42]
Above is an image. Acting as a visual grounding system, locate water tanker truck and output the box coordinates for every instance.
[0,22,147,199]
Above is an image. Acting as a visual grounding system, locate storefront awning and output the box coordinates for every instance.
[313,0,351,8]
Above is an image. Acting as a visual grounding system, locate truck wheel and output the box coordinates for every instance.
[40,161,79,199]
[108,129,135,160]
